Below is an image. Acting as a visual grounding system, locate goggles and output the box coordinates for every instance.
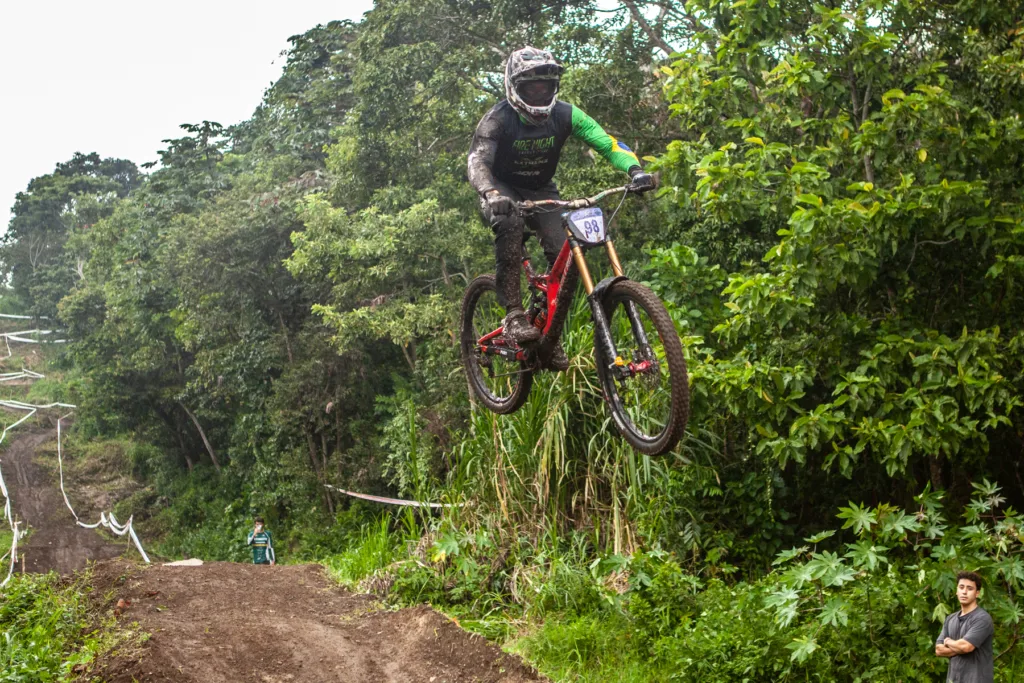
[517,80,558,107]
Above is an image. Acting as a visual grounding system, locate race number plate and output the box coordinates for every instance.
[567,207,607,244]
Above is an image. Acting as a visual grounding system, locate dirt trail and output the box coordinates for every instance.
[2,426,125,573]
[1,419,546,682]
[92,560,546,683]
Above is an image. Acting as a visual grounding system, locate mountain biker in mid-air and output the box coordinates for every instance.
[467,46,656,371]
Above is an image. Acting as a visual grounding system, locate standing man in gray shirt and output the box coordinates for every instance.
[935,570,994,682]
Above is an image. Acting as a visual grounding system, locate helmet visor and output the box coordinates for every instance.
[517,80,557,107]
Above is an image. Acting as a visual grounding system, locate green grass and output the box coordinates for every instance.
[0,570,136,682]
[322,515,404,586]
[509,613,671,683]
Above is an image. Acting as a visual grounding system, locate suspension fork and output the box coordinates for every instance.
[569,235,623,371]
[605,239,654,361]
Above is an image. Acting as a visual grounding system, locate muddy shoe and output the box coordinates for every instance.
[546,344,570,372]
[503,308,541,344]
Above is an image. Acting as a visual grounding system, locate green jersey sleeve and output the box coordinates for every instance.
[570,105,641,175]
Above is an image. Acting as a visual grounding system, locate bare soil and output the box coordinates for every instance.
[89,560,547,683]
[2,426,125,574]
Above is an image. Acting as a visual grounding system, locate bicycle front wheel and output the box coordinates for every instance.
[596,279,689,455]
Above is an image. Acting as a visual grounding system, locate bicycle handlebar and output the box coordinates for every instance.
[517,185,633,215]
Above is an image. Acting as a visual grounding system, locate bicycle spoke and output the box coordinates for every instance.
[463,278,531,409]
[603,292,676,443]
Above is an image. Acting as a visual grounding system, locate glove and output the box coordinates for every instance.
[485,191,515,216]
[628,167,657,193]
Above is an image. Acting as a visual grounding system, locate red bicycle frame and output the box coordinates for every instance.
[475,242,573,360]
[475,185,635,365]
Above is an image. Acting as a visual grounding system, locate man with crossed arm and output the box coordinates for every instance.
[935,570,994,682]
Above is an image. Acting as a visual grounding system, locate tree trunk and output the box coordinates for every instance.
[277,310,294,364]
[929,455,944,491]
[179,402,222,474]
[320,432,335,515]
[155,404,195,474]
[176,429,193,473]
[305,431,322,477]
[306,430,334,513]
[400,342,416,372]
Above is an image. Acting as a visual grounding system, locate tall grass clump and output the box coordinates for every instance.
[323,513,405,586]
[445,294,694,556]
[511,613,671,683]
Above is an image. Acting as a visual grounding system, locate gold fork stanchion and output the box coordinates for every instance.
[605,240,625,277]
[570,244,595,295]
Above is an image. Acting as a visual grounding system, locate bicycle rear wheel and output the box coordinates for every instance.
[461,275,534,414]
[596,279,689,455]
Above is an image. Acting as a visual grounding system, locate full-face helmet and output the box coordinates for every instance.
[505,46,564,125]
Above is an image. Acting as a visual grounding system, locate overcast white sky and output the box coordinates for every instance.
[0,0,374,223]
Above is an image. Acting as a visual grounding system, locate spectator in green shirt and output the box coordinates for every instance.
[246,516,276,565]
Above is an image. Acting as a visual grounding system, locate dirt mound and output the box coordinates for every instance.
[90,560,547,683]
[2,427,125,574]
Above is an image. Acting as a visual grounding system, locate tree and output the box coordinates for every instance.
[653,0,1024,509]
[2,152,141,316]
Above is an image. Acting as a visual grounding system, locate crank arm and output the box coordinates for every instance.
[480,345,521,362]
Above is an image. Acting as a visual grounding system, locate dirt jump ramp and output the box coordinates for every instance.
[91,560,548,683]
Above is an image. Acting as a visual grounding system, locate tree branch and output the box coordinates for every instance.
[179,402,221,474]
[400,342,416,372]
[623,1,677,56]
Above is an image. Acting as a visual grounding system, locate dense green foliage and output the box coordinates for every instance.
[3,1,1024,680]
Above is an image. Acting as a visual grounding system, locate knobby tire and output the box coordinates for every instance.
[596,279,689,455]
[461,275,534,414]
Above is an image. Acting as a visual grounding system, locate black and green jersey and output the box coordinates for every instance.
[467,100,640,194]
[247,529,275,564]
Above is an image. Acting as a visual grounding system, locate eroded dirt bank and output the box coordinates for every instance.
[3,426,124,574]
[91,559,547,683]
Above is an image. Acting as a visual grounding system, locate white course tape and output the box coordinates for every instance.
[3,335,66,344]
[56,417,151,564]
[0,313,46,320]
[324,484,458,509]
[2,330,54,338]
[0,399,151,588]
[0,370,45,383]
[0,400,51,587]
[0,328,67,344]
[1,522,22,588]
[0,400,75,410]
